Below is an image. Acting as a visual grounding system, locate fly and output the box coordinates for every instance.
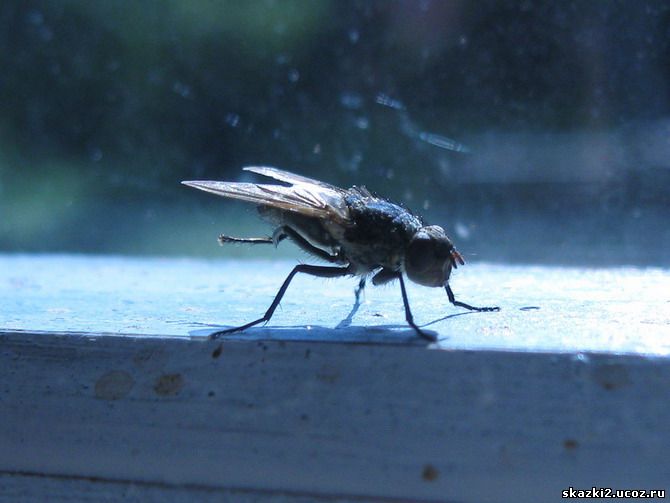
[182,166,499,341]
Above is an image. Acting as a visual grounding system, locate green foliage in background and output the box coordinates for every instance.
[1,0,670,261]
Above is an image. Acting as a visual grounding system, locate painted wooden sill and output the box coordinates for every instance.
[1,254,669,503]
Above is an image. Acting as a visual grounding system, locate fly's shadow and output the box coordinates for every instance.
[191,324,435,359]
[335,277,367,329]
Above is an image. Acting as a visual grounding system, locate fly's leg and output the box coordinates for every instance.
[218,234,286,245]
[211,264,352,339]
[335,276,367,329]
[354,276,366,304]
[280,226,344,264]
[445,284,500,312]
[220,226,344,264]
[397,273,436,342]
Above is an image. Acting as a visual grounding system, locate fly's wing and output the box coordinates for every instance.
[182,179,351,223]
[242,166,343,191]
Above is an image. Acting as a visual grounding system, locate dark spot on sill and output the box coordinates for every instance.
[154,373,184,396]
[422,464,438,482]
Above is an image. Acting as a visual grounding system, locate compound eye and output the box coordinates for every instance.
[406,232,445,287]
[406,233,434,271]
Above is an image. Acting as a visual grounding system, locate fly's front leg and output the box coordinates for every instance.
[445,284,500,312]
[397,273,436,342]
[211,264,353,339]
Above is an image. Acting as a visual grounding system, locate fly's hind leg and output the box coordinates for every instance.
[211,264,353,339]
[221,226,343,264]
[218,232,287,246]
[279,226,344,264]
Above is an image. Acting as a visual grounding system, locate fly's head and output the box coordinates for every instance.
[405,225,465,287]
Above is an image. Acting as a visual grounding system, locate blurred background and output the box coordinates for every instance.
[1,0,669,265]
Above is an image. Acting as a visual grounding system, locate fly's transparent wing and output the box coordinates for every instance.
[182,179,351,223]
[242,166,344,191]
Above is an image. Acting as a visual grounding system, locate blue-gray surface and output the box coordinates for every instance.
[2,254,669,355]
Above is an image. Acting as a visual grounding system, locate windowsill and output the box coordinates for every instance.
[2,253,669,354]
[2,254,669,502]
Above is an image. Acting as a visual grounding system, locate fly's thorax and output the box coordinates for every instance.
[404,225,458,287]
[336,194,423,271]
